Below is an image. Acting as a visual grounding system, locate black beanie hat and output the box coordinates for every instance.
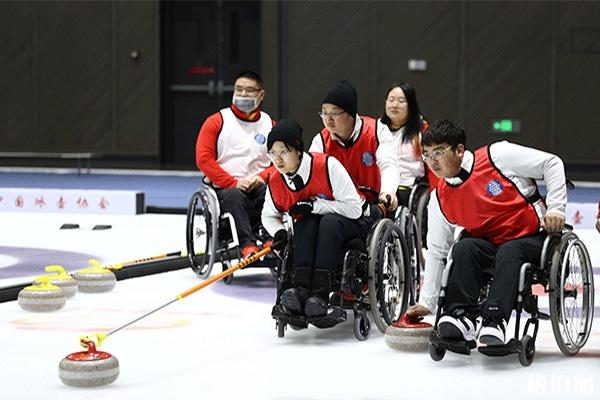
[267,118,304,151]
[321,80,358,118]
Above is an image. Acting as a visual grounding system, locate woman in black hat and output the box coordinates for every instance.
[262,119,373,318]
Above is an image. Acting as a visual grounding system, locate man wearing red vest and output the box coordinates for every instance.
[310,80,399,212]
[262,119,373,318]
[195,71,275,258]
[408,120,567,346]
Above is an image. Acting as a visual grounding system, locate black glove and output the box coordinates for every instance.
[369,202,386,220]
[271,229,288,251]
[289,200,313,216]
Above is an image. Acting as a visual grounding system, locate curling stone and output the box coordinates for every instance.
[73,260,116,293]
[34,265,78,298]
[59,341,119,387]
[17,278,66,312]
[384,314,433,351]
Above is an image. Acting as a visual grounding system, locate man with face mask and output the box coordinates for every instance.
[196,71,275,258]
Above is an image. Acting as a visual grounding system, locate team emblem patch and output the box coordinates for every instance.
[361,152,375,166]
[254,133,266,145]
[486,179,504,197]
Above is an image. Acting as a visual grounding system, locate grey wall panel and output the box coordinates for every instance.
[116,1,159,155]
[285,1,374,136]
[374,1,459,123]
[465,1,551,151]
[0,3,33,149]
[37,2,112,150]
[557,2,600,165]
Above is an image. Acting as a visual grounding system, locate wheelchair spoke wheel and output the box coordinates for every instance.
[549,232,595,356]
[186,189,218,279]
[396,207,424,305]
[368,219,408,334]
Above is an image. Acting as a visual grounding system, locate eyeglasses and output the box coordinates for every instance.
[267,148,294,161]
[421,146,453,162]
[234,86,262,96]
[319,110,346,119]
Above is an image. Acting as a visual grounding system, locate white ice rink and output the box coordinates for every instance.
[0,212,598,400]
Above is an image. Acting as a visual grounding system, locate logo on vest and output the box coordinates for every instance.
[254,133,266,145]
[361,152,375,166]
[315,193,330,200]
[486,179,504,197]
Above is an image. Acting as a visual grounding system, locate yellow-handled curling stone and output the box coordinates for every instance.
[18,276,66,312]
[73,260,116,293]
[34,265,78,298]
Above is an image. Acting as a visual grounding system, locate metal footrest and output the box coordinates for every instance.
[429,330,476,355]
[478,338,519,357]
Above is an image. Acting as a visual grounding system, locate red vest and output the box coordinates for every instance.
[320,116,380,202]
[268,153,335,213]
[437,146,540,245]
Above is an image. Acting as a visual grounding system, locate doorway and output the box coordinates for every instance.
[161,0,261,167]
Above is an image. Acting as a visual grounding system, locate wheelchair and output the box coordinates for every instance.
[186,185,277,283]
[271,217,411,341]
[395,182,430,305]
[428,227,595,366]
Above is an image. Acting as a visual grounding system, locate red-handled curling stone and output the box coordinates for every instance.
[384,313,433,351]
[58,340,119,387]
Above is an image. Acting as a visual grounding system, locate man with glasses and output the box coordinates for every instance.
[195,70,275,258]
[309,80,400,214]
[408,119,567,348]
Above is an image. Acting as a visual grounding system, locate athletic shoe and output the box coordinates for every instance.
[241,243,259,259]
[479,318,507,346]
[438,314,477,342]
[304,296,328,318]
[280,288,310,315]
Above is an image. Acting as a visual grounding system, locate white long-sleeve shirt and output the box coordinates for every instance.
[377,119,425,187]
[309,115,400,194]
[261,152,363,236]
[419,141,567,312]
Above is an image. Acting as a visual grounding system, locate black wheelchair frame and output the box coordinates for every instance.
[428,228,595,366]
[186,185,278,283]
[272,218,411,341]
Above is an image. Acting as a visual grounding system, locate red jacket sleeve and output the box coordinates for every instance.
[195,112,237,189]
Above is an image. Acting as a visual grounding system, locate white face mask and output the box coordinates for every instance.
[232,95,259,113]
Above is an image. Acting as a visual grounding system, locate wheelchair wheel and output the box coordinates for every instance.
[549,232,595,356]
[186,188,218,279]
[408,184,430,249]
[368,219,409,334]
[397,207,423,305]
[222,261,234,285]
[353,312,370,341]
[429,343,445,361]
[518,335,535,367]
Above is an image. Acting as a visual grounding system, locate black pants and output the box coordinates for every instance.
[444,234,544,321]
[215,185,266,247]
[291,213,372,296]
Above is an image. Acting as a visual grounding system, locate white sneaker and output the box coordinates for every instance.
[438,314,477,342]
[479,319,508,346]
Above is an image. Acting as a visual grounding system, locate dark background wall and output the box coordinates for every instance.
[0,1,598,179]
[0,1,159,160]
